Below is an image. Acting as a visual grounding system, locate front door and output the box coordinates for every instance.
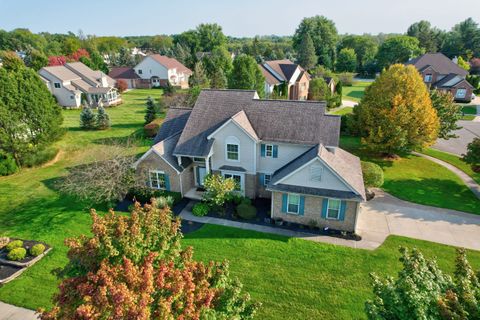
[196,166,207,186]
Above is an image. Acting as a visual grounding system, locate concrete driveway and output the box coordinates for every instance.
[357,189,480,251]
[433,120,480,156]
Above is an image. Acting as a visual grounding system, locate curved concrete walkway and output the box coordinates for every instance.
[413,151,480,199]
[0,302,37,320]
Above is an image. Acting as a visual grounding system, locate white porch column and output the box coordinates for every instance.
[205,156,211,174]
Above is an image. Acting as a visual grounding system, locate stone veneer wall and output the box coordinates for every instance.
[136,152,181,193]
[271,191,359,232]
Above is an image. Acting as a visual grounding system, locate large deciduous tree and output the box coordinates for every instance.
[429,90,461,140]
[228,54,265,97]
[376,36,423,70]
[39,200,259,320]
[335,48,357,72]
[296,33,317,70]
[442,18,480,58]
[308,78,329,101]
[351,64,439,155]
[293,15,338,69]
[337,35,378,74]
[0,57,63,166]
[407,20,445,53]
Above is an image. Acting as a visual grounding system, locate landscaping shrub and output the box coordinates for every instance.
[7,247,26,261]
[230,193,244,205]
[143,121,160,138]
[337,72,354,86]
[241,197,252,205]
[0,152,19,176]
[115,79,128,93]
[361,161,384,188]
[236,203,257,220]
[128,187,181,205]
[22,147,58,168]
[192,202,209,217]
[6,240,23,252]
[0,236,10,249]
[155,196,174,209]
[30,243,46,257]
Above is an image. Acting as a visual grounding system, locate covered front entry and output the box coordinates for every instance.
[195,166,207,186]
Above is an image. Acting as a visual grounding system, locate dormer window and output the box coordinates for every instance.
[225,136,240,161]
[54,82,61,88]
[424,74,432,83]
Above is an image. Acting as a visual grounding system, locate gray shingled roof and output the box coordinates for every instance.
[406,53,468,77]
[270,144,365,201]
[173,89,338,157]
[433,73,474,89]
[268,184,361,200]
[218,165,247,172]
[154,107,192,144]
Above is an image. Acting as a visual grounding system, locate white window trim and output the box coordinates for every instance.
[287,193,300,215]
[149,170,166,190]
[326,198,341,220]
[265,144,274,158]
[263,173,272,187]
[54,82,61,88]
[225,136,240,162]
[456,88,467,98]
[222,171,245,194]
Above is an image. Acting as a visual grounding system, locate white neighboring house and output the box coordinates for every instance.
[39,62,121,108]
[133,54,192,89]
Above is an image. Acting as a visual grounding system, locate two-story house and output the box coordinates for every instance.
[133,54,192,89]
[39,62,121,108]
[134,89,365,232]
[406,53,474,102]
[259,59,310,100]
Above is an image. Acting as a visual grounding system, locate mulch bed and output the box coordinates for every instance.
[0,239,51,267]
[0,263,23,284]
[203,198,361,241]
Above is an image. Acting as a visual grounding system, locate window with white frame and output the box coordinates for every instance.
[310,164,323,181]
[193,157,205,163]
[265,144,273,157]
[456,88,467,99]
[264,174,271,186]
[287,194,300,214]
[54,82,61,88]
[225,136,240,161]
[327,199,341,219]
[149,170,166,189]
[224,173,241,191]
[424,74,432,83]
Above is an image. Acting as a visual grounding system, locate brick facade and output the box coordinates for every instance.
[271,191,359,232]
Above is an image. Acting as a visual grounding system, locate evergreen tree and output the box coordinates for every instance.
[80,106,96,130]
[95,106,110,130]
[144,96,157,124]
[210,67,227,89]
[335,80,343,96]
[296,33,317,70]
[190,61,210,88]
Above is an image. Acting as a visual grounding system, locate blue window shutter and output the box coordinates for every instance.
[321,198,328,219]
[273,145,278,158]
[259,173,265,186]
[261,144,266,157]
[281,194,288,213]
[164,174,171,191]
[339,200,347,221]
[299,196,305,215]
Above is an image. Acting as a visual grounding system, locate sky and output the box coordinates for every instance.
[1,0,480,37]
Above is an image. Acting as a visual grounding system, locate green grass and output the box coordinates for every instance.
[340,136,480,214]
[462,105,478,115]
[0,89,159,309]
[330,107,353,115]
[423,148,480,185]
[184,224,480,320]
[342,81,371,102]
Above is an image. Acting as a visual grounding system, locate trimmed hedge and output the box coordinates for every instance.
[192,202,209,217]
[7,247,26,261]
[361,161,384,188]
[30,244,46,257]
[236,203,257,220]
[6,240,23,252]
[128,187,182,205]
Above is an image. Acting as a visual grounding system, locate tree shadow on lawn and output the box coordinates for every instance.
[382,177,480,218]
[183,224,291,243]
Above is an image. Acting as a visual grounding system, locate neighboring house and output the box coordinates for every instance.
[39,62,121,108]
[133,54,192,89]
[108,67,143,89]
[323,76,336,94]
[259,59,310,100]
[406,53,474,102]
[134,89,365,232]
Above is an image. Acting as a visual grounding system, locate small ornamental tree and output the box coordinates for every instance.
[95,106,110,130]
[39,201,259,320]
[115,79,128,92]
[308,78,329,101]
[430,90,461,140]
[79,106,96,130]
[351,64,439,156]
[335,80,343,96]
[202,173,236,209]
[365,247,453,320]
[144,96,158,124]
[361,161,384,188]
[462,138,480,172]
[48,55,67,66]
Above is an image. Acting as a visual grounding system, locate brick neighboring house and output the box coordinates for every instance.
[108,67,144,89]
[134,89,365,233]
[133,54,192,89]
[406,53,474,102]
[259,59,310,100]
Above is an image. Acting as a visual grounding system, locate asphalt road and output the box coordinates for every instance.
[433,120,480,156]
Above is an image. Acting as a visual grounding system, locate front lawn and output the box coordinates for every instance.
[330,106,353,115]
[423,148,480,185]
[340,136,480,214]
[184,225,480,320]
[342,81,371,102]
